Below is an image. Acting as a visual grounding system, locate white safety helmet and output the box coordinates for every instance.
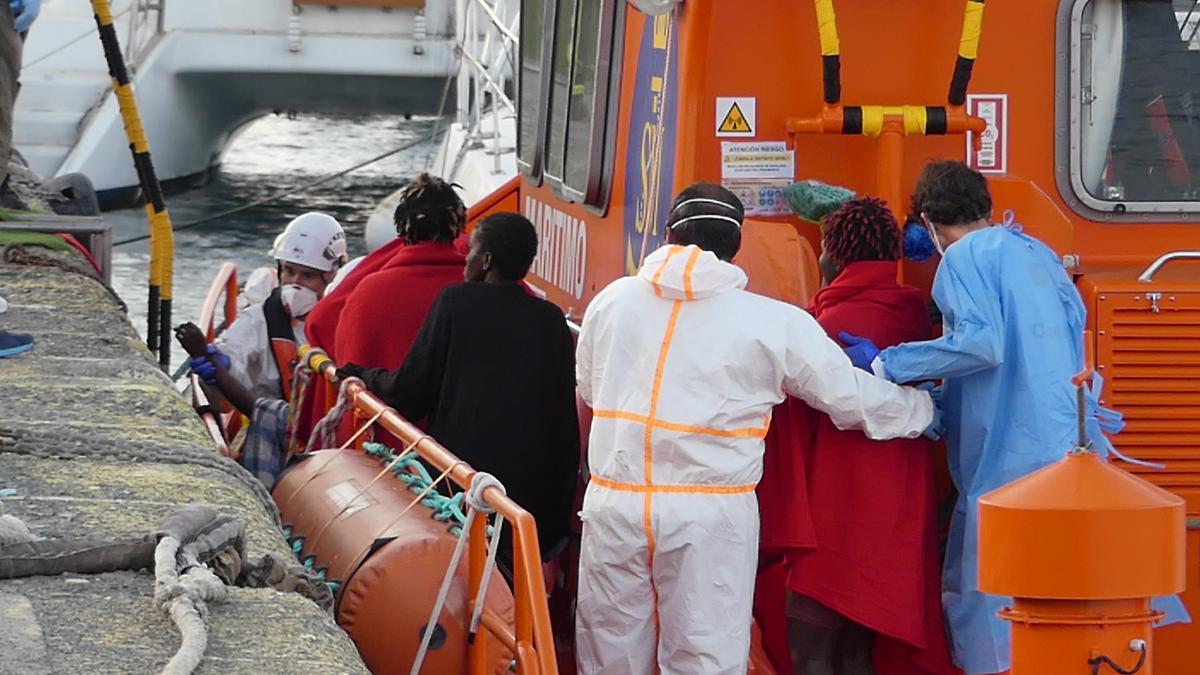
[269,212,348,272]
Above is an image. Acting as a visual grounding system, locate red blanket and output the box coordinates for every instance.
[756,261,956,675]
[335,241,466,370]
[295,236,470,449]
[307,238,406,359]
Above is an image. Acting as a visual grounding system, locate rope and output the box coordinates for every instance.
[424,66,458,172]
[114,131,446,248]
[21,6,134,70]
[410,471,507,675]
[2,243,128,312]
[285,363,314,456]
[306,376,363,453]
[466,474,505,643]
[362,442,477,535]
[153,535,230,675]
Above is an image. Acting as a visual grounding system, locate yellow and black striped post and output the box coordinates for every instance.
[91,0,175,371]
[949,0,986,106]
[813,0,841,105]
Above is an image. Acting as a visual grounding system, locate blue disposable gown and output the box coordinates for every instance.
[879,224,1188,674]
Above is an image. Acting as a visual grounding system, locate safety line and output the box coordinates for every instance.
[113,131,445,247]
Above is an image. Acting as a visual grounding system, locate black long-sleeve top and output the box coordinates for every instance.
[348,282,580,556]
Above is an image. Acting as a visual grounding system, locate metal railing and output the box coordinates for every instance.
[452,0,519,175]
[301,346,559,675]
[125,0,166,68]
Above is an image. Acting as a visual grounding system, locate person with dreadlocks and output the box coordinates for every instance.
[755,196,955,675]
[333,173,468,373]
[574,183,940,675]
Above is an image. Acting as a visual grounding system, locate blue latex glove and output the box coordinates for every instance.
[11,0,40,33]
[189,345,230,385]
[918,382,944,441]
[838,331,881,373]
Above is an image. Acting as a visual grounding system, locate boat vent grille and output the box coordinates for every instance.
[1098,294,1200,478]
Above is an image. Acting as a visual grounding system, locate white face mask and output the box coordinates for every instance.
[281,284,319,318]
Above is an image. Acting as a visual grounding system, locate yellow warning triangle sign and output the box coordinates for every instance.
[719,102,752,133]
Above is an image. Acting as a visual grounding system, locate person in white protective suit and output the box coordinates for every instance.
[187,212,348,401]
[574,183,940,675]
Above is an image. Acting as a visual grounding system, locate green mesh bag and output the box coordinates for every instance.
[784,180,856,226]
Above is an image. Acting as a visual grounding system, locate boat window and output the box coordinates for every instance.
[544,0,577,185]
[539,0,622,206]
[1071,0,1200,211]
[518,0,546,175]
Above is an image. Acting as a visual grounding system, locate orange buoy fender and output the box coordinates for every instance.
[275,449,516,674]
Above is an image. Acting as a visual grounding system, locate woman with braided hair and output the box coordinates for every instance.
[333,173,468,373]
[757,196,955,675]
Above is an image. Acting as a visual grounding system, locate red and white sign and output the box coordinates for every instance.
[966,94,1008,175]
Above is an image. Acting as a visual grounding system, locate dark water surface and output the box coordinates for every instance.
[107,113,443,368]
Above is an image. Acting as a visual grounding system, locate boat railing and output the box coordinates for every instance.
[126,0,166,68]
[190,261,240,457]
[454,0,518,173]
[299,345,558,674]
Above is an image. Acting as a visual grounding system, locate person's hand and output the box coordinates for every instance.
[12,0,40,33]
[838,332,881,373]
[336,363,364,381]
[190,355,217,386]
[188,345,231,386]
[174,322,209,358]
[188,343,230,386]
[918,382,944,441]
[176,323,231,385]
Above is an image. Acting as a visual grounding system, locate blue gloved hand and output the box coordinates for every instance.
[11,0,40,33]
[918,382,944,441]
[189,355,217,385]
[188,344,230,386]
[838,332,881,373]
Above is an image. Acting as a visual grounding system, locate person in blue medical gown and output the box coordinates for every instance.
[841,161,1189,675]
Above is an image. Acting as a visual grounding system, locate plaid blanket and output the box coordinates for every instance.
[239,398,289,490]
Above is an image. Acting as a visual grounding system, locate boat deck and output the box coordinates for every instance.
[0,248,368,674]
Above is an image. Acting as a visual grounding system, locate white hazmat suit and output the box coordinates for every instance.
[574,244,935,674]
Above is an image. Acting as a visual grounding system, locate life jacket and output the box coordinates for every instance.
[263,287,299,401]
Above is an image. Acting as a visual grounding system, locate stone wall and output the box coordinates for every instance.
[0,249,368,674]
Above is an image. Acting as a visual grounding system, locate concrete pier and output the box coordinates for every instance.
[0,244,368,673]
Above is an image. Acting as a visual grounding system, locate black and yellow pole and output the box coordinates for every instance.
[91,0,175,371]
[813,0,841,105]
[948,0,986,106]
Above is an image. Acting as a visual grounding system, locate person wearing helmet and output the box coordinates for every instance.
[187,212,348,401]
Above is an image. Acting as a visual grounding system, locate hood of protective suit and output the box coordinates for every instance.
[636,244,748,300]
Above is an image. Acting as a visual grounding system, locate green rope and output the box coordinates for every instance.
[362,441,483,537]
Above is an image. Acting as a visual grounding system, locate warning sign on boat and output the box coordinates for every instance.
[721,141,794,181]
[716,97,755,136]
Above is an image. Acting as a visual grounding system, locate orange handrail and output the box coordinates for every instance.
[300,345,559,675]
[191,262,240,457]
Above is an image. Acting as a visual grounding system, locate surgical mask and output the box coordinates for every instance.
[281,284,318,318]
